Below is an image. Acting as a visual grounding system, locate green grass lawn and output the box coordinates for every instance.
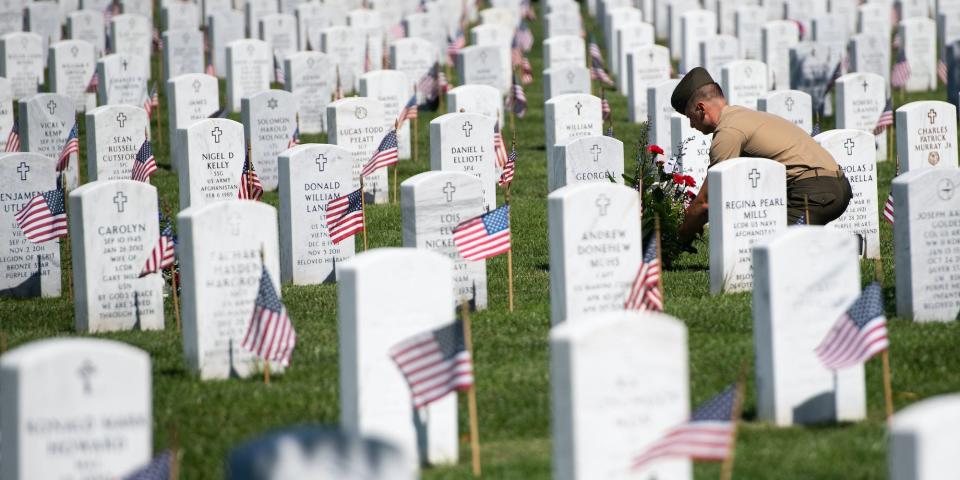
[2,4,960,479]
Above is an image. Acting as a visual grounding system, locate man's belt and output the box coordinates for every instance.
[792,168,845,182]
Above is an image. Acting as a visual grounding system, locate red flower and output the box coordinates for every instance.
[647,144,664,156]
[683,175,696,187]
[672,173,684,185]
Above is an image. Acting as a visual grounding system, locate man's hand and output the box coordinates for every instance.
[678,179,709,247]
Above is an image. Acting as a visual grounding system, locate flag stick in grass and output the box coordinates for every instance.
[654,214,664,304]
[260,244,271,385]
[62,172,73,302]
[413,116,419,164]
[360,177,368,251]
[720,363,749,480]
[393,119,400,204]
[460,301,482,476]
[874,257,894,421]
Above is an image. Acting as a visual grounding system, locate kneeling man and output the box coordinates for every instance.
[672,67,852,247]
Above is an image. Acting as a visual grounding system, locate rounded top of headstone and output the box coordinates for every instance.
[177,197,277,221]
[70,178,158,198]
[893,165,960,186]
[814,127,874,145]
[835,71,884,86]
[447,84,500,97]
[0,151,56,166]
[671,66,717,114]
[86,103,149,120]
[400,170,481,190]
[430,110,492,127]
[754,225,859,256]
[168,72,218,88]
[227,425,414,480]
[551,310,687,344]
[278,142,350,162]
[890,394,960,433]
[0,337,148,368]
[547,180,638,201]
[359,69,409,87]
[340,247,453,274]
[545,92,600,106]
[708,156,786,174]
[896,100,956,114]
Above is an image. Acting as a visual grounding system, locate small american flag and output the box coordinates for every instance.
[588,35,604,67]
[208,106,227,118]
[624,238,662,311]
[437,68,449,95]
[811,121,822,137]
[417,64,439,102]
[5,117,20,152]
[325,188,365,244]
[814,282,889,370]
[891,48,911,89]
[139,224,175,277]
[453,204,511,261]
[241,266,297,367]
[825,59,843,93]
[632,385,737,470]
[85,71,99,93]
[499,145,516,186]
[288,125,300,148]
[514,20,534,52]
[390,319,474,409]
[206,62,216,77]
[152,27,162,52]
[601,91,611,121]
[15,181,68,244]
[131,138,157,182]
[873,97,894,135]
[56,123,79,172]
[795,213,806,225]
[274,55,285,85]
[360,130,399,177]
[591,56,615,87]
[238,157,264,201]
[447,27,466,63]
[493,121,509,168]
[937,58,948,84]
[122,450,173,480]
[397,94,418,125]
[882,192,894,224]
[510,74,527,118]
[520,56,533,84]
[143,83,158,119]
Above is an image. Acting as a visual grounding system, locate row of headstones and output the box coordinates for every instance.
[4,255,959,478]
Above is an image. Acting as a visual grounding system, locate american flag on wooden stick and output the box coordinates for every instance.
[601,90,611,121]
[139,223,175,277]
[520,55,533,84]
[493,121,509,168]
[591,56,615,87]
[417,63,439,102]
[882,192,894,224]
[238,155,264,200]
[499,144,516,186]
[514,20,534,52]
[360,129,399,177]
[873,97,893,135]
[143,83,158,119]
[130,138,157,182]
[325,188,365,244]
[938,59,948,84]
[588,35,604,67]
[814,282,889,370]
[453,204,511,261]
[85,71,98,93]
[15,179,68,244]
[288,125,300,148]
[56,123,79,172]
[397,94,418,125]
[447,27,466,63]
[891,48,911,90]
[5,116,20,152]
[390,319,474,409]
[274,55,285,85]
[241,266,297,367]
[509,74,527,118]
[632,385,737,470]
[624,238,663,311]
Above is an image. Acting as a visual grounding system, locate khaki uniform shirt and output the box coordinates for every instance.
[710,105,840,181]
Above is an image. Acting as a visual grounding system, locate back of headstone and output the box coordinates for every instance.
[227,426,417,480]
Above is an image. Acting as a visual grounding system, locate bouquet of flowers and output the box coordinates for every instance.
[620,122,698,264]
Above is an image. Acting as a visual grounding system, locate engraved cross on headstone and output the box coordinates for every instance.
[113,191,128,212]
[748,168,761,188]
[46,100,57,115]
[122,59,128,70]
[116,112,127,128]
[595,194,611,216]
[574,101,582,115]
[77,359,95,395]
[315,153,327,171]
[843,138,855,155]
[591,143,602,162]
[862,79,869,92]
[17,161,29,181]
[462,121,473,137]
[784,97,794,112]
[442,181,456,202]
[228,212,242,235]
[928,108,937,124]
[211,126,223,143]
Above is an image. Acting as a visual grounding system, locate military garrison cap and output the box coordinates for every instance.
[671,67,718,113]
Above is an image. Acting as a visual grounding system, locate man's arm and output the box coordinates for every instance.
[678,178,708,246]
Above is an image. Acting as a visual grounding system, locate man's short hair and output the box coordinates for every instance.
[684,83,725,115]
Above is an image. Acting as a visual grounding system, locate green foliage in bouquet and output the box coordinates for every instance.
[619,122,699,264]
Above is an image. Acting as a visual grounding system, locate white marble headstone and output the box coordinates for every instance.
[543,35,586,71]
[283,51,335,135]
[647,79,681,158]
[848,34,891,86]
[889,394,960,480]
[162,29,205,81]
[836,72,888,162]
[545,93,603,176]
[895,101,959,173]
[761,20,800,90]
[708,157,787,293]
[757,89,813,134]
[721,59,769,110]
[551,135,624,192]
[544,66,592,101]
[680,9,716,73]
[18,93,79,188]
[670,113,712,195]
[226,39,272,113]
[899,17,937,92]
[320,26,363,93]
[816,129,881,259]
[208,9,245,79]
[96,53,150,107]
[48,39,97,112]
[177,118,246,209]
[178,200,283,379]
[67,10,107,57]
[456,45,508,95]
[446,84,504,126]
[360,70,413,160]
[327,97,390,204]
[548,183,643,325]
[0,32,44,99]
[85,104,150,181]
[626,45,671,123]
[429,112,497,211]
[242,89,298,191]
[166,73,220,170]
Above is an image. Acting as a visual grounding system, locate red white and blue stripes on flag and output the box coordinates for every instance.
[398,94,418,125]
[874,97,894,135]
[632,385,737,470]
[56,123,80,172]
[390,319,474,409]
[624,238,663,311]
[238,156,264,201]
[360,130,399,177]
[891,47,911,89]
[241,266,297,367]
[494,121,509,168]
[453,204,511,261]
[15,182,68,244]
[814,282,889,370]
[5,116,20,152]
[499,145,516,186]
[288,125,300,148]
[131,138,157,182]
[325,188,365,244]
[509,74,527,118]
[882,193,894,224]
[139,224,175,277]
[447,27,466,63]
